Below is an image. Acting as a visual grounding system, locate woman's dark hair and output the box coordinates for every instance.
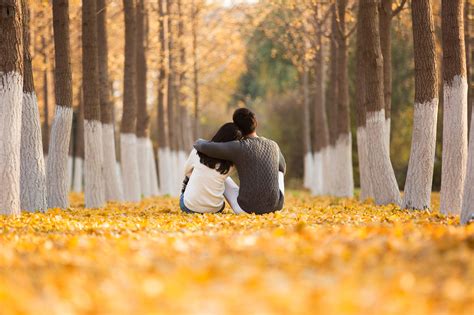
[198,123,242,175]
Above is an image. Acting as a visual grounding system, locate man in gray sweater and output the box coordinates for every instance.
[194,108,286,214]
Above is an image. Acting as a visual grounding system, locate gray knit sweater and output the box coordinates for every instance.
[194,136,286,214]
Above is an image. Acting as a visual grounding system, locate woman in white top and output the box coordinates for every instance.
[180,123,242,213]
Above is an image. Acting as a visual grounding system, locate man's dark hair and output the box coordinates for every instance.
[233,108,257,136]
[198,123,242,175]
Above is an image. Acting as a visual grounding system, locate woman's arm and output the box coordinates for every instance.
[193,139,241,162]
[278,149,287,174]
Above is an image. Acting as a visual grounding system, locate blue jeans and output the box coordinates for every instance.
[180,195,225,214]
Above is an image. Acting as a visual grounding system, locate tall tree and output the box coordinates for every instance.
[20,0,47,212]
[355,2,373,201]
[97,0,123,201]
[403,0,439,210]
[326,6,339,196]
[461,1,474,224]
[157,0,171,195]
[378,0,407,152]
[302,53,313,190]
[334,0,354,197]
[167,0,179,196]
[310,3,330,196]
[72,88,84,193]
[136,0,152,198]
[121,0,141,202]
[82,0,105,208]
[440,0,468,215]
[47,0,74,209]
[360,0,400,205]
[191,0,200,138]
[41,36,50,161]
[0,0,23,215]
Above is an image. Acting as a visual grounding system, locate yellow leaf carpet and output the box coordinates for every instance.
[0,192,473,315]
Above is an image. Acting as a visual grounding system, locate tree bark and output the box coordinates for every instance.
[440,0,468,215]
[335,0,353,197]
[355,2,373,201]
[73,87,84,193]
[403,0,439,210]
[311,4,330,196]
[82,0,105,208]
[378,0,392,151]
[191,0,200,138]
[135,0,152,197]
[42,36,49,156]
[302,62,313,190]
[157,0,172,195]
[20,0,47,212]
[360,0,400,205]
[325,6,339,196]
[97,0,123,201]
[121,0,141,201]
[47,0,74,209]
[0,0,24,215]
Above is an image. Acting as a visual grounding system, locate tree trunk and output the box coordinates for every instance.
[167,0,180,196]
[0,0,24,215]
[355,2,373,201]
[378,0,392,152]
[48,0,74,209]
[403,0,439,210]
[73,88,84,193]
[335,0,354,197]
[42,36,49,159]
[97,0,123,201]
[82,0,105,208]
[360,0,400,205]
[135,0,152,198]
[191,0,200,138]
[20,0,47,212]
[326,7,339,196]
[176,0,190,190]
[121,0,141,202]
[440,0,468,215]
[311,5,330,196]
[461,2,474,223]
[302,63,313,190]
[157,0,171,195]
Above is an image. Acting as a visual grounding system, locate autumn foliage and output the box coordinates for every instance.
[0,193,473,314]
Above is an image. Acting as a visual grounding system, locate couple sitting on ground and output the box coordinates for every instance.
[180,108,286,214]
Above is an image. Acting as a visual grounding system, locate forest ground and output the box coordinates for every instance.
[0,192,473,315]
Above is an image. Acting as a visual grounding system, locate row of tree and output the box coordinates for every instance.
[0,0,215,215]
[264,0,472,223]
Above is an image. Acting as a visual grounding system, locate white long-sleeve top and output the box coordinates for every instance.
[183,149,233,213]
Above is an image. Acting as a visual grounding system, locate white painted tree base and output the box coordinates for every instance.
[137,137,151,198]
[321,147,331,195]
[102,124,123,201]
[403,100,439,210]
[461,110,474,224]
[0,72,23,215]
[47,105,73,209]
[178,150,187,196]
[67,156,73,191]
[158,147,172,195]
[356,127,373,201]
[72,157,83,193]
[170,150,180,197]
[20,92,47,212]
[116,161,123,197]
[385,118,391,156]
[333,133,354,197]
[326,145,337,196]
[441,76,468,215]
[303,152,314,189]
[84,120,106,208]
[311,151,323,195]
[147,139,160,196]
[366,110,401,205]
[121,133,141,202]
